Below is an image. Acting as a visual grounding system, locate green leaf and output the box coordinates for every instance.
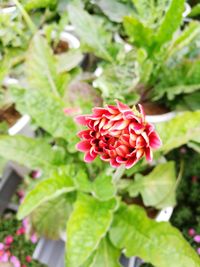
[26,33,63,97]
[68,4,113,62]
[31,193,75,240]
[93,0,132,23]
[56,49,83,73]
[18,170,75,219]
[0,135,64,170]
[189,3,200,18]
[157,111,200,153]
[23,0,57,11]
[120,162,176,209]
[89,237,121,267]
[74,171,116,201]
[123,16,154,50]
[11,87,78,149]
[155,0,185,48]
[66,193,117,267]
[92,174,116,201]
[110,204,200,267]
[167,21,200,59]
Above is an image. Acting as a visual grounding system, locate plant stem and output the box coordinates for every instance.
[13,0,36,34]
[113,164,126,183]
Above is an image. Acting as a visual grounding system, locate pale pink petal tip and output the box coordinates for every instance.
[74,115,88,125]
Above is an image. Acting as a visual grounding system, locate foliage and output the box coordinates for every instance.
[0,1,200,267]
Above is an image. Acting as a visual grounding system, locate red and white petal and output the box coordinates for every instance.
[145,147,153,162]
[116,156,127,164]
[125,157,138,169]
[77,130,91,139]
[76,140,91,152]
[149,132,162,149]
[136,148,144,159]
[84,151,97,163]
[75,115,89,125]
[110,158,121,168]
[116,100,131,113]
[116,145,129,157]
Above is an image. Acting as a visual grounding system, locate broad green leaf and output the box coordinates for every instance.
[31,193,75,240]
[123,16,154,50]
[66,193,117,267]
[23,0,57,10]
[163,84,200,100]
[189,3,200,17]
[74,171,116,201]
[110,204,200,267]
[56,50,83,73]
[89,237,121,267]
[11,87,78,149]
[18,170,75,219]
[92,174,116,201]
[120,162,176,209]
[26,34,63,96]
[93,0,132,23]
[0,135,64,170]
[68,4,113,62]
[157,111,200,153]
[155,0,185,48]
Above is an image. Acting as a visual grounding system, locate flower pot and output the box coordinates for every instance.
[142,102,176,124]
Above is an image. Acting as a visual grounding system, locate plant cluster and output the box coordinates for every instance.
[0,0,200,267]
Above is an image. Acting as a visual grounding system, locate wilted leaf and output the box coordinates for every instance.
[110,204,200,267]
[66,193,117,267]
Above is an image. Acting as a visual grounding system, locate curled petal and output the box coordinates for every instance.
[116,100,131,113]
[145,147,153,162]
[75,115,88,125]
[126,157,138,169]
[110,158,121,168]
[149,132,162,149]
[138,104,145,122]
[76,140,91,152]
[84,151,97,162]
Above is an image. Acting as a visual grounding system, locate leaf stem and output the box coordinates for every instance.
[113,164,126,183]
[13,0,36,34]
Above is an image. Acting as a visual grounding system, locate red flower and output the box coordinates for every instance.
[76,101,161,169]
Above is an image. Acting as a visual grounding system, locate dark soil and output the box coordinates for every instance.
[0,105,20,126]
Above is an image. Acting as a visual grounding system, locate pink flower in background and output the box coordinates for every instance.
[10,255,21,267]
[25,255,32,263]
[197,248,200,255]
[0,243,4,250]
[76,101,161,169]
[188,228,196,237]
[64,107,81,116]
[4,235,14,246]
[194,235,200,243]
[30,233,38,244]
[30,170,42,179]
